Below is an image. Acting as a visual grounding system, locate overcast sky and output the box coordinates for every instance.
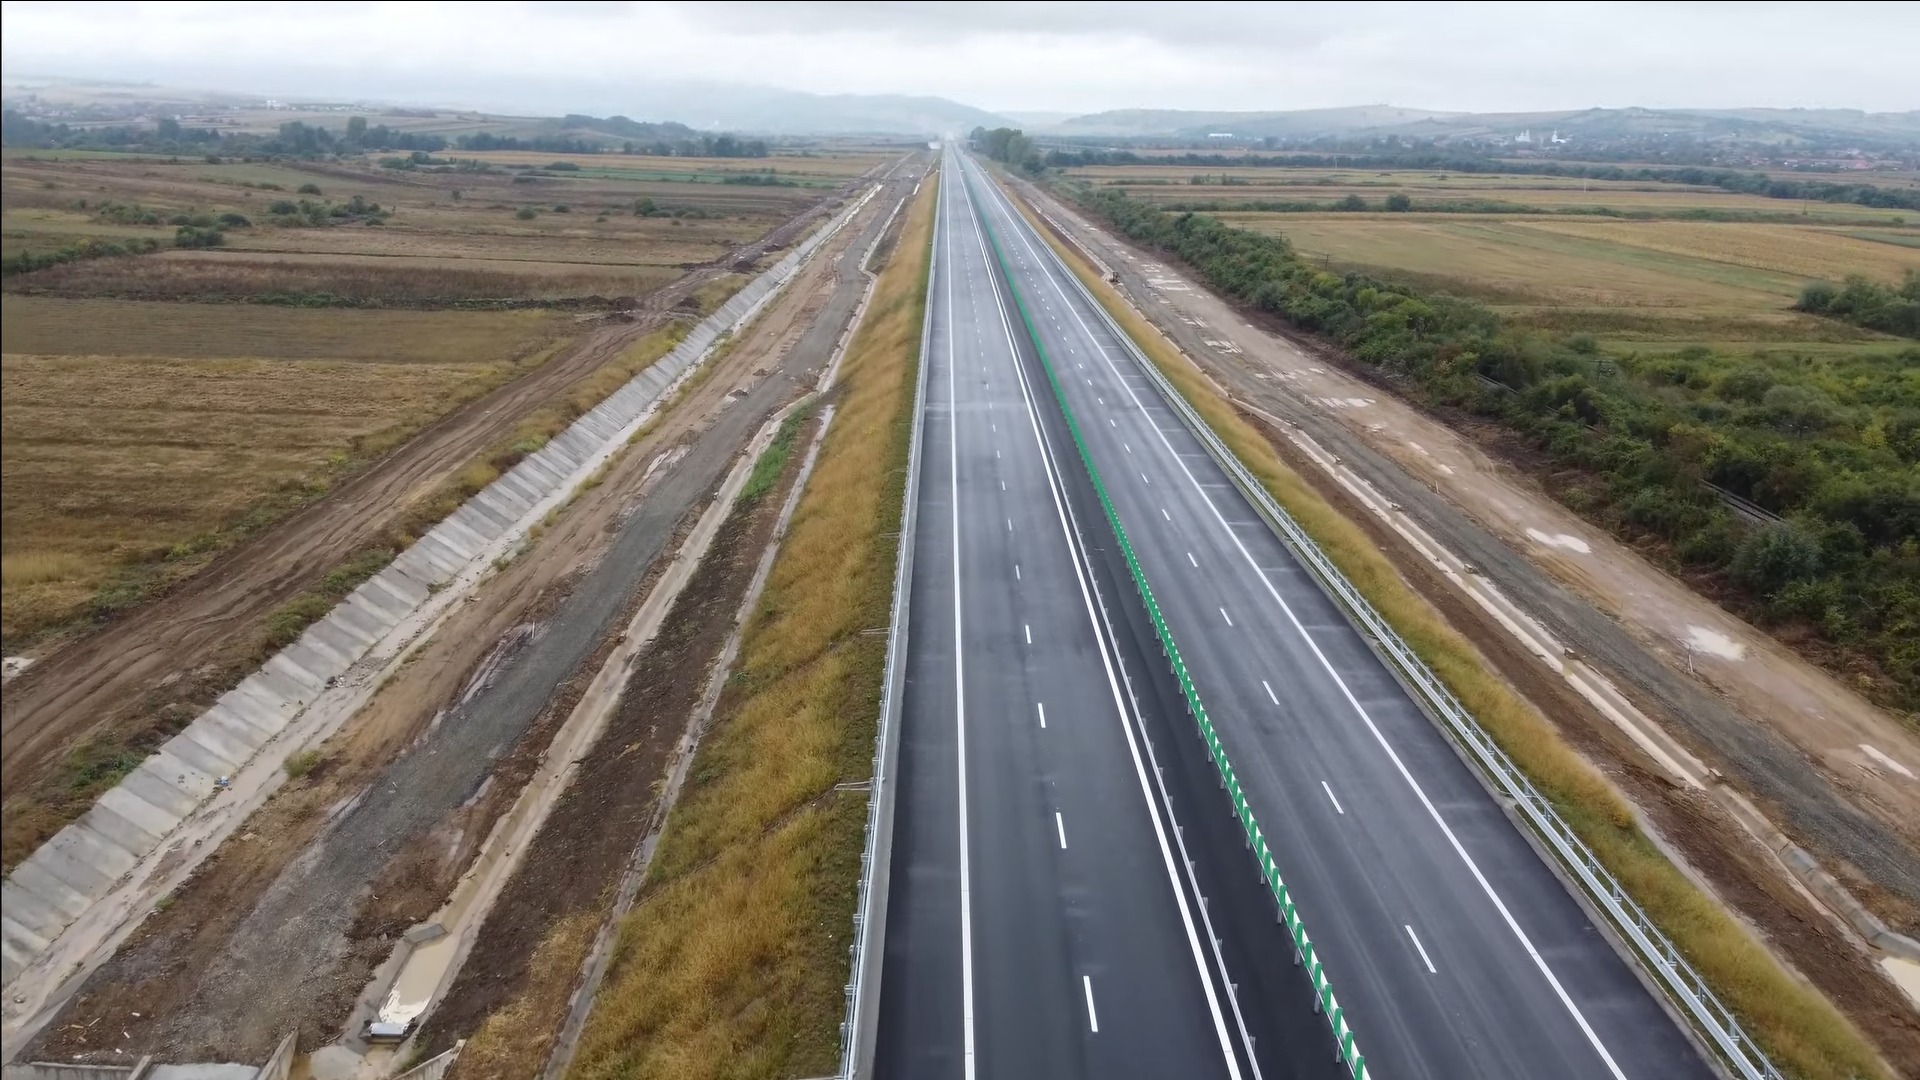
[3,1,1915,118]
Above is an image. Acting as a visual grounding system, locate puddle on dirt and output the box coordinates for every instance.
[1526,527,1592,554]
[1686,626,1746,661]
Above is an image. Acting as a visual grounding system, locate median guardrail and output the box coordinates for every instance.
[969,166,1371,1080]
[838,169,938,1080]
[997,175,1785,1080]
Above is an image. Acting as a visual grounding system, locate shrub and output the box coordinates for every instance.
[1729,522,1823,593]
[515,207,538,220]
[296,182,323,195]
[283,748,324,780]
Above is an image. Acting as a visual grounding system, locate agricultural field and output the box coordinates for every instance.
[1066,164,1915,223]
[0,149,861,301]
[0,141,883,649]
[0,297,568,644]
[1216,211,1920,348]
[1064,160,1919,349]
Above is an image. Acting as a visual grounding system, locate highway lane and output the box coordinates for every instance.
[959,152,1716,1080]
[878,153,1293,1079]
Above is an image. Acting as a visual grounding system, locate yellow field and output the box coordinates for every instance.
[1069,165,1913,223]
[1220,213,1917,345]
[1,298,565,643]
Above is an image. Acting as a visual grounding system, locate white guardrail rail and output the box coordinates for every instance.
[837,170,937,1079]
[1047,213,1787,1080]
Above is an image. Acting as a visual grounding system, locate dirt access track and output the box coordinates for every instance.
[0,166,876,801]
[1008,179,1920,1061]
[18,159,921,1065]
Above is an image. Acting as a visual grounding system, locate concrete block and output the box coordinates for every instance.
[204,701,275,744]
[164,727,240,778]
[3,914,48,977]
[371,566,429,607]
[2,879,67,940]
[306,617,369,666]
[124,763,200,818]
[99,787,180,843]
[489,473,542,514]
[33,828,120,896]
[447,503,506,541]
[280,641,346,685]
[551,428,595,460]
[265,652,326,694]
[459,494,515,535]
[227,677,298,725]
[526,444,575,478]
[148,748,220,801]
[201,705,270,753]
[343,592,399,637]
[392,548,449,588]
[249,667,313,714]
[511,454,561,491]
[8,859,92,921]
[180,722,250,775]
[81,802,162,857]
[352,577,415,621]
[317,606,378,651]
[411,535,468,580]
[421,526,475,565]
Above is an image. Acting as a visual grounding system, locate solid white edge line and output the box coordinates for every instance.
[982,164,1628,1080]
[1406,924,1438,974]
[1321,781,1345,816]
[941,165,978,1080]
[959,163,1248,1080]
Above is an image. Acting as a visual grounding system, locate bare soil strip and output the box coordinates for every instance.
[0,181,859,861]
[17,172,906,1066]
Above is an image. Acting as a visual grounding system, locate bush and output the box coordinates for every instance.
[1729,522,1823,593]
[296,182,323,195]
[173,225,226,249]
[515,207,538,220]
[283,748,324,780]
[1385,192,1413,212]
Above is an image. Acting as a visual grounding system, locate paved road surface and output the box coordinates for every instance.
[953,151,1713,1080]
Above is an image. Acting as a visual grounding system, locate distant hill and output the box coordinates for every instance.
[1034,104,1920,147]
[609,82,1013,136]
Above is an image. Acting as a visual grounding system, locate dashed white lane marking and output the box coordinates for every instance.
[1220,607,1234,627]
[1263,680,1278,704]
[1025,624,1032,644]
[1141,472,1151,486]
[1015,564,1021,580]
[1124,442,1133,454]
[1001,480,1006,491]
[1406,925,1438,974]
[1188,551,1198,567]
[1162,507,1171,521]
[1084,976,1100,1032]
[1098,396,1105,405]
[1006,518,1013,532]
[1322,781,1345,815]
[1056,811,1068,849]
[1037,701,1046,728]
[1109,418,1116,427]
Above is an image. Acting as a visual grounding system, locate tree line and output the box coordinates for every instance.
[2,110,769,160]
[1041,146,1920,211]
[1068,185,1920,711]
[1796,272,1920,338]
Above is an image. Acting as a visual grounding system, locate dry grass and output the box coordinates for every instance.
[566,173,935,1080]
[0,304,567,645]
[1033,207,1890,1080]
[450,912,602,1080]
[1517,219,1920,281]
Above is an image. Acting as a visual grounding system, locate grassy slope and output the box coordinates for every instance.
[1023,197,1889,1080]
[566,174,933,1079]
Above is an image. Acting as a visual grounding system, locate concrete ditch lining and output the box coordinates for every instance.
[0,183,881,1001]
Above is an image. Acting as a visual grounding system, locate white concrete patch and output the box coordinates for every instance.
[1526,528,1592,555]
[0,656,30,682]
[1318,396,1374,409]
[1859,744,1916,780]
[1883,957,1920,1011]
[1686,626,1747,661]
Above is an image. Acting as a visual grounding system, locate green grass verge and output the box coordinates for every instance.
[1022,194,1891,1080]
[566,174,934,1079]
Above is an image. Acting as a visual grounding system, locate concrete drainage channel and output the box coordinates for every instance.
[0,183,881,1050]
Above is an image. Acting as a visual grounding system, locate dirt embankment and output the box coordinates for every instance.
[0,182,854,834]
[20,171,910,1065]
[1012,178,1920,1067]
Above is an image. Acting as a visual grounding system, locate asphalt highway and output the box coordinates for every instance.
[954,150,1716,1080]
